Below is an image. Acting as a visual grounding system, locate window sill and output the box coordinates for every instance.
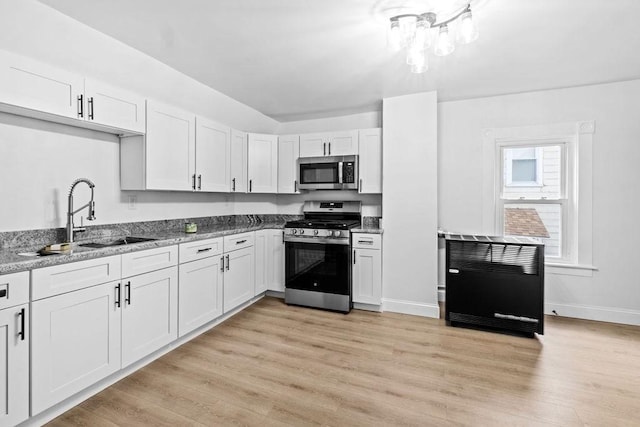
[545,262,597,277]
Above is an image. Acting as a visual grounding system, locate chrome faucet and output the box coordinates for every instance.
[66,178,96,243]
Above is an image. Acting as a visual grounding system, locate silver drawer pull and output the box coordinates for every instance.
[357,240,373,245]
[494,313,539,324]
[448,268,459,274]
[197,247,212,253]
[236,239,247,244]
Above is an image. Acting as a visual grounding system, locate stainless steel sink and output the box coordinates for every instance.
[79,236,157,249]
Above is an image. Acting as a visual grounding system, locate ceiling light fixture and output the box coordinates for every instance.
[388,3,479,73]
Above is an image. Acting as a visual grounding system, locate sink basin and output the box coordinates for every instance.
[79,236,157,249]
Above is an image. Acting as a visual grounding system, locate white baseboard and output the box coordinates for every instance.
[353,302,382,312]
[382,298,440,318]
[545,302,640,326]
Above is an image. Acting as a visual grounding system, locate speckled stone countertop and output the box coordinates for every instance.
[352,216,383,234]
[0,215,298,275]
[351,228,383,234]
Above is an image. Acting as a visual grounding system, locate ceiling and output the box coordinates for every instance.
[38,0,640,122]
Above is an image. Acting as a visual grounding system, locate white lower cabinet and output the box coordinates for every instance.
[223,245,255,313]
[0,274,29,426]
[121,266,178,367]
[352,233,383,305]
[178,238,224,337]
[31,280,121,415]
[255,229,285,295]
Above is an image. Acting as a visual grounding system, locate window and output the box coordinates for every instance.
[499,143,567,258]
[483,121,595,273]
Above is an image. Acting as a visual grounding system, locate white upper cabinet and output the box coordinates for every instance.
[0,50,145,134]
[231,129,248,193]
[196,117,231,192]
[299,130,359,157]
[248,133,278,193]
[84,78,146,133]
[278,135,300,194]
[122,100,195,191]
[0,50,83,119]
[358,128,382,194]
[330,130,359,156]
[299,133,326,157]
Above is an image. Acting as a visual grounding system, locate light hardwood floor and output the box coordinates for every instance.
[48,297,640,426]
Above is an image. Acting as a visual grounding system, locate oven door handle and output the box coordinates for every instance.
[338,161,343,184]
[284,236,350,245]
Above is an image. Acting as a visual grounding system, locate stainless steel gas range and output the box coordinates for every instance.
[284,201,361,313]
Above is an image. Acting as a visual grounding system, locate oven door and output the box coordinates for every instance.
[285,239,351,295]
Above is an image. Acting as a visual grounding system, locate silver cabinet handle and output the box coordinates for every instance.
[328,142,331,155]
[249,179,252,192]
[353,250,356,264]
[232,177,236,192]
[220,256,225,272]
[323,142,326,156]
[294,180,297,192]
[197,174,202,190]
[88,96,94,120]
[236,239,247,245]
[197,247,212,253]
[17,308,26,341]
[192,174,196,190]
[77,94,84,118]
[357,240,373,245]
[225,254,230,271]
[359,178,362,192]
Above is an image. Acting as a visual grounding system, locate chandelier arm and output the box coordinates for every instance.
[430,4,472,28]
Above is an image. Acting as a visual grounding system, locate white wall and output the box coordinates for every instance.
[382,92,439,318]
[278,111,381,134]
[438,79,640,325]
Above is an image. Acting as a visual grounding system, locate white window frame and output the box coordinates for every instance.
[504,146,544,187]
[482,121,596,276]
[497,140,571,260]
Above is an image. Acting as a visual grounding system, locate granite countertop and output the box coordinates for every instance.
[0,222,286,275]
[351,227,383,234]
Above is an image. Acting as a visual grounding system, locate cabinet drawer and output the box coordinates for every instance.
[0,271,29,309]
[179,237,223,264]
[352,233,382,250]
[32,255,121,300]
[224,232,254,252]
[122,245,178,278]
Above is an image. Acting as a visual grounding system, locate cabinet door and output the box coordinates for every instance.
[329,130,359,156]
[254,231,267,296]
[230,129,248,193]
[247,133,278,193]
[268,230,285,292]
[31,282,121,415]
[84,78,145,133]
[0,49,83,119]
[223,247,255,313]
[196,117,231,192]
[145,100,195,191]
[278,135,300,193]
[122,266,178,368]
[299,133,327,157]
[0,304,29,426]
[352,248,382,305]
[358,128,382,194]
[178,257,224,337]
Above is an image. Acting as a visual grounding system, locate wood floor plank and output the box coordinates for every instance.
[47,297,640,426]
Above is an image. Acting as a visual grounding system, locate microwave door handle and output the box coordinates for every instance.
[338,161,343,184]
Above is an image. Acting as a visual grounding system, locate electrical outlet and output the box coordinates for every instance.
[128,195,137,210]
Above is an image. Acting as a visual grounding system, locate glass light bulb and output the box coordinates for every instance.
[457,10,479,44]
[434,24,455,56]
[388,20,401,51]
[406,43,425,66]
[398,15,418,48]
[414,19,431,49]
[410,53,428,73]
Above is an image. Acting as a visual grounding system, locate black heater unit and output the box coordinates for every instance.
[444,234,545,335]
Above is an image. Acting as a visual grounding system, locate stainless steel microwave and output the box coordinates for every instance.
[297,155,358,190]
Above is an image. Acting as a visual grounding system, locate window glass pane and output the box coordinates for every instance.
[512,159,537,182]
[504,204,562,257]
[502,144,563,199]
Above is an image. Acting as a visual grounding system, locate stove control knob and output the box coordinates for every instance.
[324,230,332,237]
[333,230,341,237]
[314,229,319,236]
[292,229,297,235]
[299,229,305,235]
